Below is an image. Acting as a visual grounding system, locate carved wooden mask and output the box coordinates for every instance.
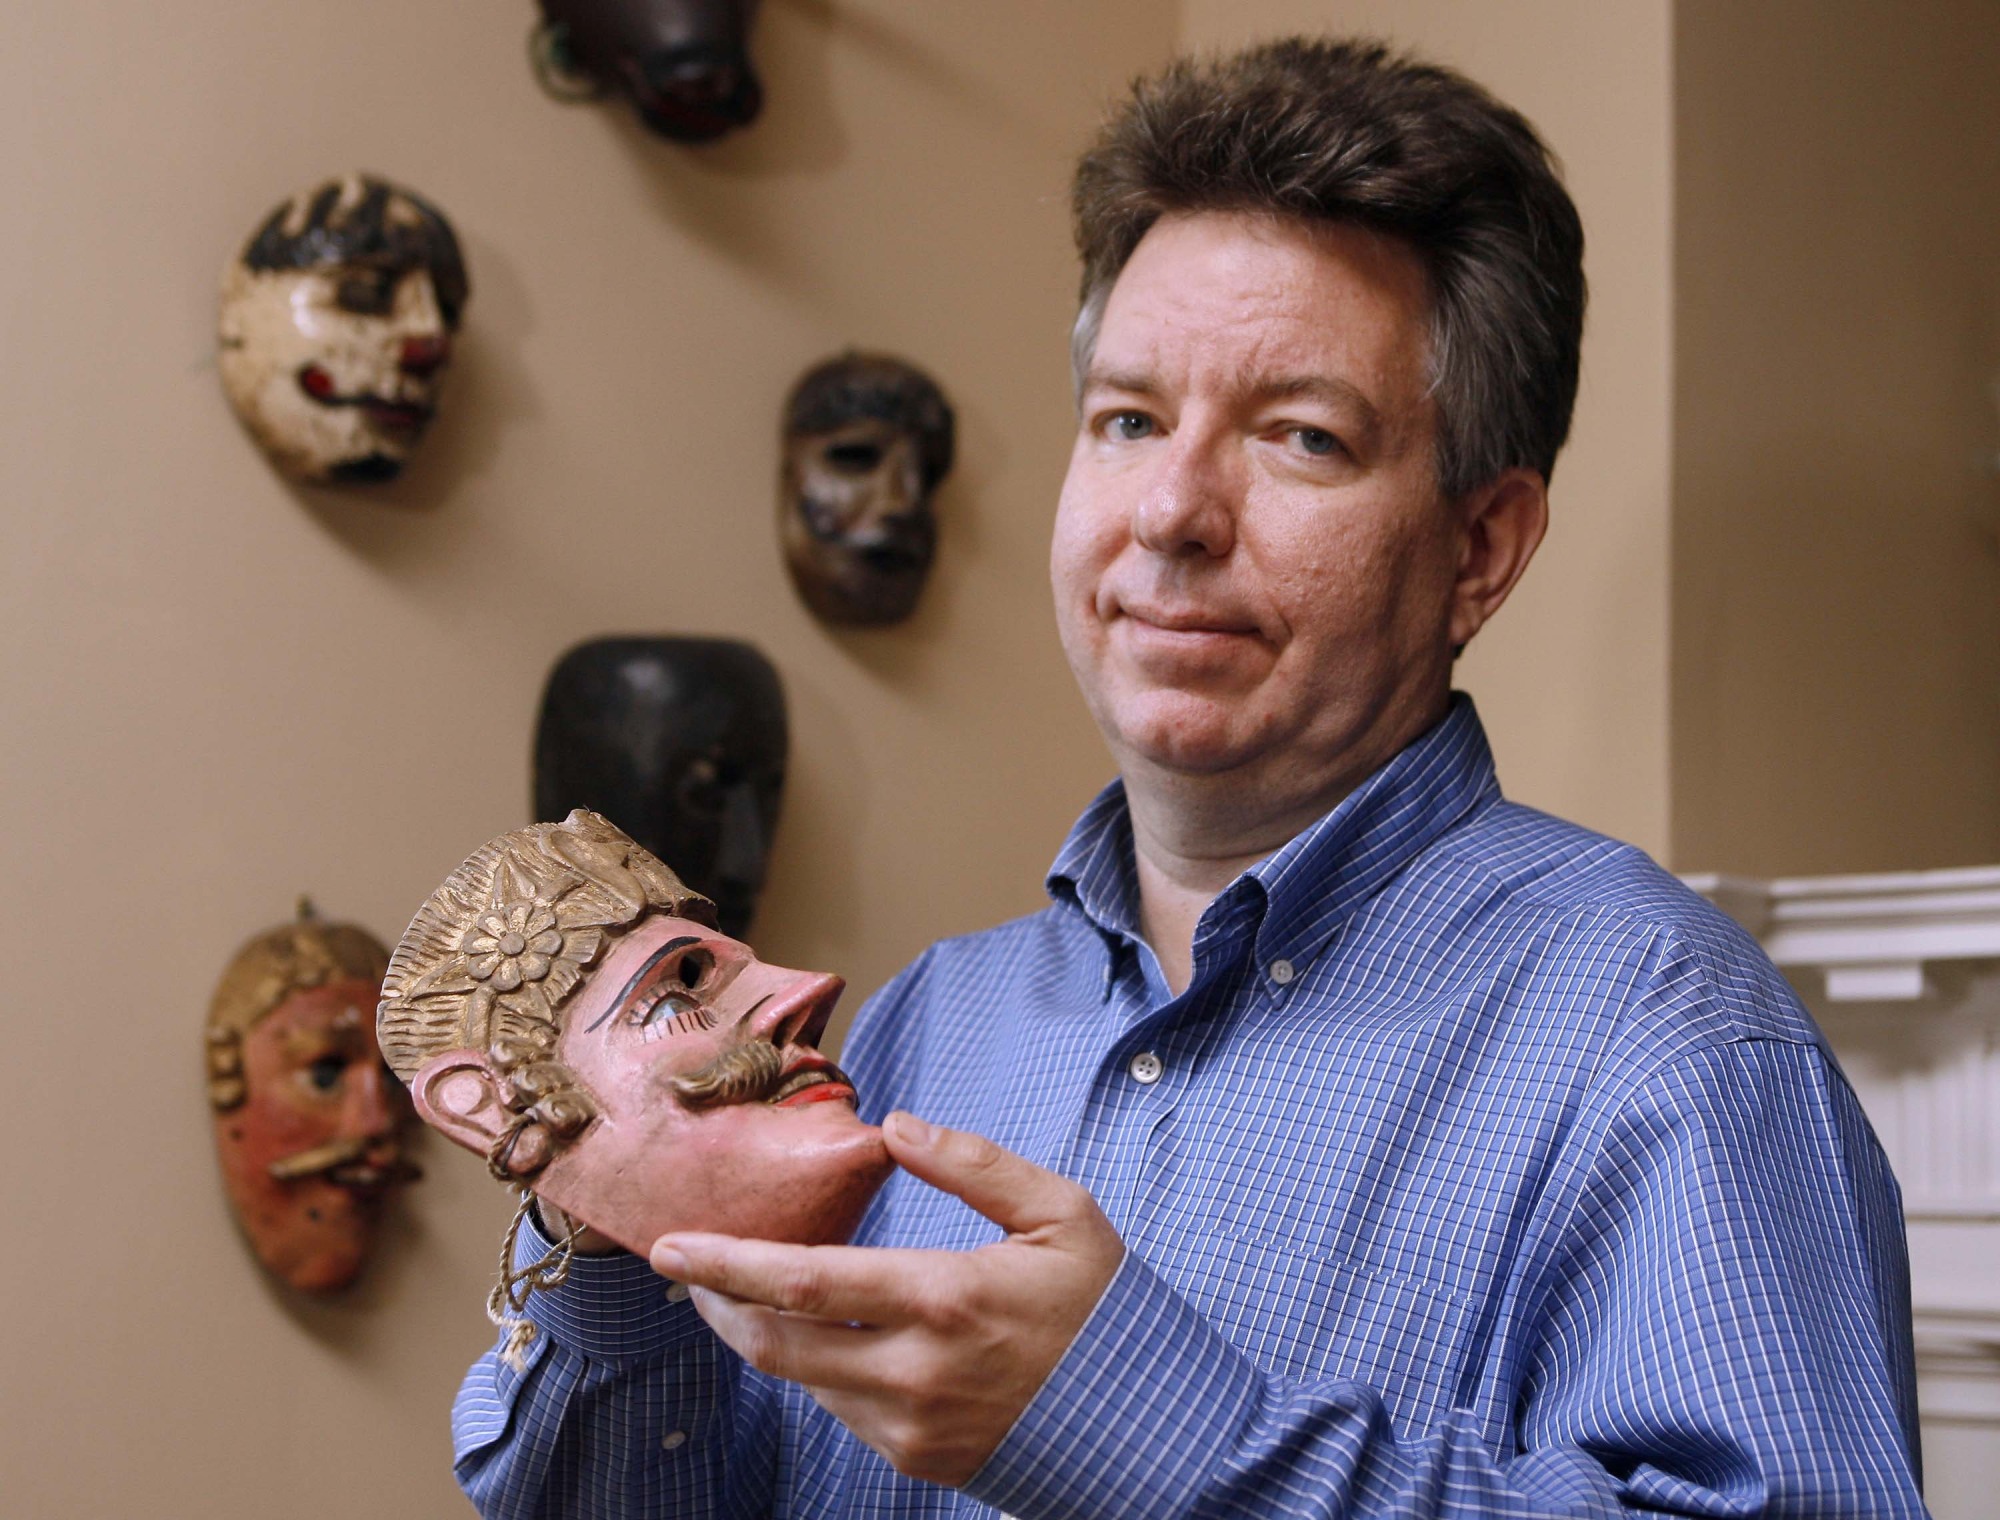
[217,173,469,485]
[207,911,418,1294]
[531,0,763,143]
[534,638,786,938]
[379,812,890,1257]
[780,353,956,627]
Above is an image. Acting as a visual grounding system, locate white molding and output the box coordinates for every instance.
[1915,1305,2000,1424]
[1683,867,2000,1001]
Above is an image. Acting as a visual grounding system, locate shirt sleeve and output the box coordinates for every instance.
[450,1211,782,1520]
[963,1037,1926,1520]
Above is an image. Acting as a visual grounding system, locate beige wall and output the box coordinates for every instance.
[0,3,1170,1515]
[1672,0,2000,875]
[1184,0,1677,860]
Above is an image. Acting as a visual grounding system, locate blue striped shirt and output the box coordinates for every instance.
[453,696,1926,1517]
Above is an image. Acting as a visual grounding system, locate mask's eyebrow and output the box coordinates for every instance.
[585,936,703,1032]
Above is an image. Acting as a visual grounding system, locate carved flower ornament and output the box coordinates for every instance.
[463,902,565,991]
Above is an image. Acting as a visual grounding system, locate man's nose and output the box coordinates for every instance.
[400,335,450,378]
[1132,433,1237,558]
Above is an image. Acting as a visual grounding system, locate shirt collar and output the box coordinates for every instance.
[1046,693,1500,971]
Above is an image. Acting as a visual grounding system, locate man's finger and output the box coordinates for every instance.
[881,1112,1092,1236]
[652,1232,947,1325]
[690,1288,899,1393]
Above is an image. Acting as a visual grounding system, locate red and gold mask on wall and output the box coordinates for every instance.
[206,910,420,1294]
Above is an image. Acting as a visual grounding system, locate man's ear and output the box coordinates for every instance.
[409,1049,510,1157]
[1449,467,1549,649]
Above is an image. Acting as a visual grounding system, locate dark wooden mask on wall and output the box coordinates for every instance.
[780,352,956,627]
[530,0,763,143]
[534,638,787,938]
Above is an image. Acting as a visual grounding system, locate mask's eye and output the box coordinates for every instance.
[824,440,884,473]
[627,982,717,1042]
[335,269,397,316]
[676,949,713,990]
[676,756,725,815]
[306,1054,345,1093]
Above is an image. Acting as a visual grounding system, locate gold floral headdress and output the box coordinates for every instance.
[376,807,711,1093]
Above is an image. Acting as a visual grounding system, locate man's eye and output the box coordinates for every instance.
[335,271,396,315]
[1290,426,1342,457]
[306,1055,345,1093]
[1104,411,1156,441]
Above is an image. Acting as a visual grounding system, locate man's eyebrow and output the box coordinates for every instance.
[585,936,703,1032]
[1251,374,1385,431]
[1079,367,1160,398]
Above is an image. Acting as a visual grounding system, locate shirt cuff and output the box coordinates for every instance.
[962,1248,1263,1520]
[512,1206,709,1365]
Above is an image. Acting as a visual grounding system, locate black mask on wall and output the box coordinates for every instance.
[531,0,763,144]
[534,638,786,938]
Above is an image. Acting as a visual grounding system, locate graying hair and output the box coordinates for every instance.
[1069,38,1586,499]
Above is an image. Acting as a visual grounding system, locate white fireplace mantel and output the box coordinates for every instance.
[1683,865,2000,1002]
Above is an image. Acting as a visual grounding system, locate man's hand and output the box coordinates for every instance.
[648,1111,1125,1487]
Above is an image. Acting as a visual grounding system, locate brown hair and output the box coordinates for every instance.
[1071,37,1586,498]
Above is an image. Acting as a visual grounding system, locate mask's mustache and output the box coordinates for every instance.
[267,1135,420,1187]
[671,1041,785,1109]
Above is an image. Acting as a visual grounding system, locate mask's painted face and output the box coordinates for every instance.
[779,353,955,627]
[415,914,889,1254]
[535,639,786,939]
[211,978,418,1293]
[217,174,468,485]
[532,0,763,143]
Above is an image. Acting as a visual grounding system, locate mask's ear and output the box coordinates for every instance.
[409,1049,509,1156]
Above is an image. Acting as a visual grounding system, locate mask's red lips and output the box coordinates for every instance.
[768,1052,858,1109]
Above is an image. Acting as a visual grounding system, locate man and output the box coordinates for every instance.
[455,38,1926,1518]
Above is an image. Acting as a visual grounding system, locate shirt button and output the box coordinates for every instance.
[661,1430,688,1451]
[665,1282,690,1303]
[1128,1050,1163,1085]
[1269,958,1297,986]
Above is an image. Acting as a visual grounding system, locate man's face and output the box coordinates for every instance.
[534,914,891,1254]
[1052,211,1464,802]
[212,978,416,1293]
[218,258,454,484]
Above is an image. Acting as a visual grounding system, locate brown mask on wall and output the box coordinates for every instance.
[207,906,419,1294]
[217,173,469,486]
[378,811,890,1267]
[530,0,763,143]
[780,353,956,627]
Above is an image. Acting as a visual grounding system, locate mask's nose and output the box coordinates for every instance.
[399,334,450,378]
[343,1059,397,1142]
[632,43,763,140]
[747,968,844,1050]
